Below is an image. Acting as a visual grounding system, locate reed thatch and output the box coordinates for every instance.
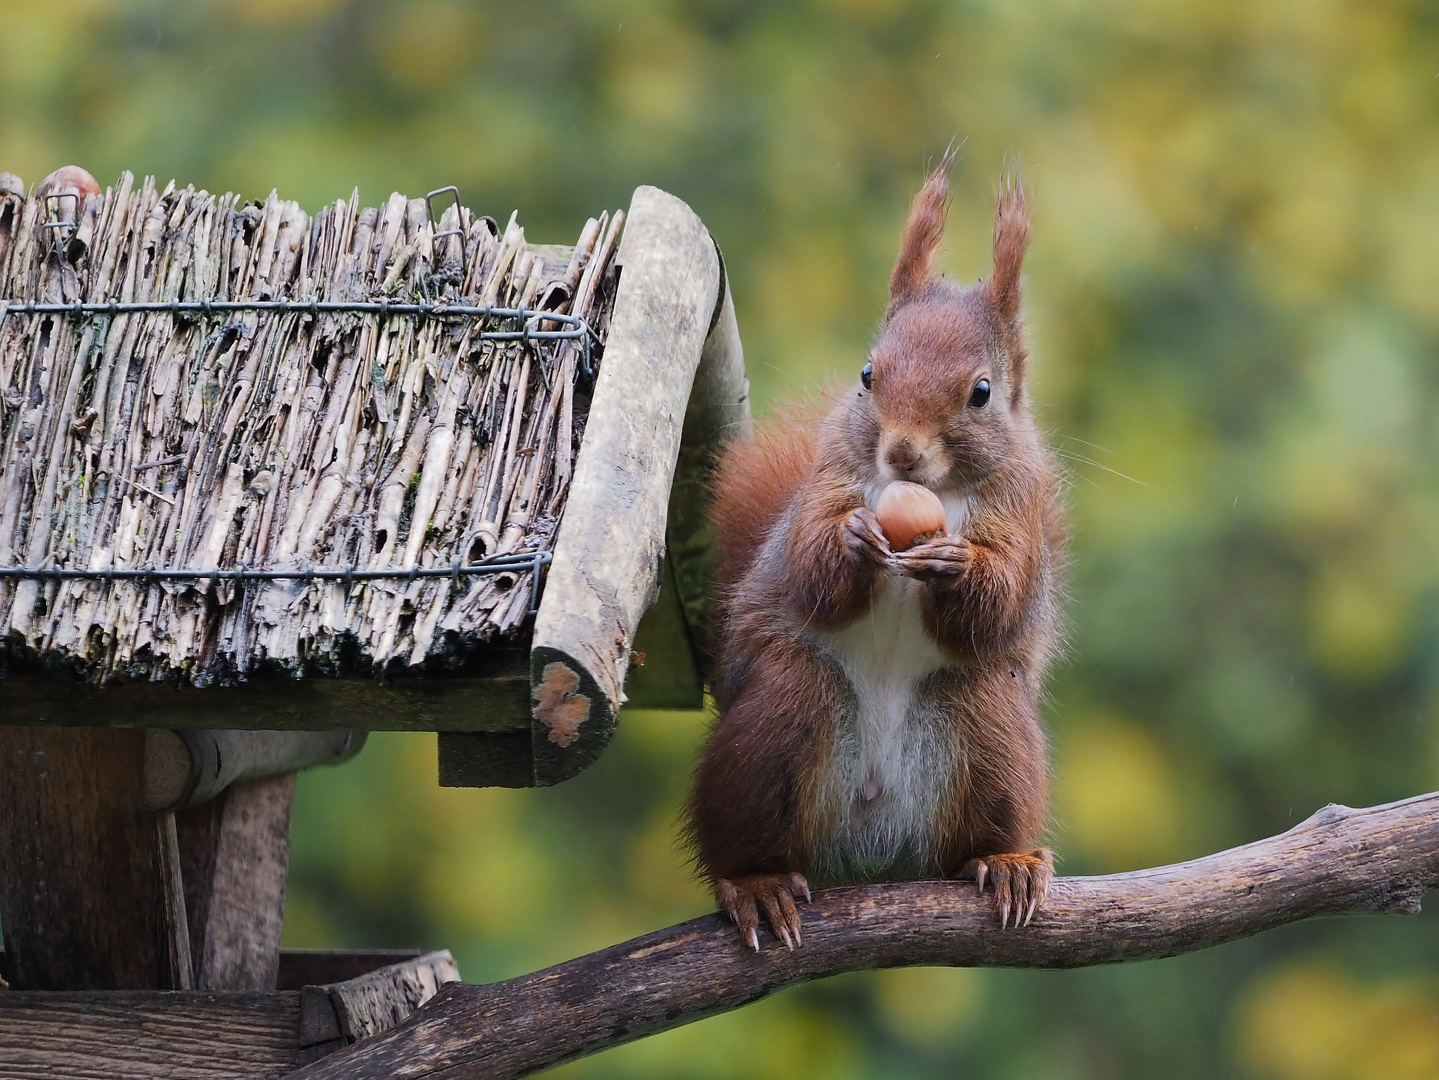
[0,172,622,687]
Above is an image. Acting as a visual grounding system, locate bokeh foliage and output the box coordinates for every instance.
[5,0,1439,1075]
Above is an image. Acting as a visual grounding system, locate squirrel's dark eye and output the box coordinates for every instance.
[968,378,991,409]
[861,361,873,392]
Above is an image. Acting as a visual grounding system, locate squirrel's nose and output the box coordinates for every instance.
[885,437,919,471]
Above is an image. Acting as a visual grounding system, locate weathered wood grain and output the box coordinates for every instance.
[522,186,721,785]
[0,952,459,1077]
[0,727,191,990]
[0,990,318,1079]
[177,773,295,990]
[0,668,531,731]
[314,950,461,1043]
[283,792,1439,1080]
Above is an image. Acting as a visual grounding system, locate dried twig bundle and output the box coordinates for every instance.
[0,173,622,686]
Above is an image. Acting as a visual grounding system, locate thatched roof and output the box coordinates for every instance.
[0,172,621,687]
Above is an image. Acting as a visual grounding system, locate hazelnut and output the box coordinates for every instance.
[875,481,947,550]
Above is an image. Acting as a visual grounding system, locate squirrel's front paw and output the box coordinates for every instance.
[891,535,971,581]
[960,849,1054,928]
[843,507,891,567]
[716,872,812,951]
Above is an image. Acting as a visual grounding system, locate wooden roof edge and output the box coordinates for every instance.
[514,184,744,786]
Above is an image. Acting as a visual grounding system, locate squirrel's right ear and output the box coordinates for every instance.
[887,150,955,318]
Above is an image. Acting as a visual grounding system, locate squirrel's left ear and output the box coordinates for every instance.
[987,168,1031,397]
[987,169,1030,327]
[887,149,956,318]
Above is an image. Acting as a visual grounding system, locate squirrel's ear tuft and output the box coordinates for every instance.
[887,150,955,318]
[987,168,1030,326]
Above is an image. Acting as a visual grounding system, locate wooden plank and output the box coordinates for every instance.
[0,946,432,990]
[523,186,722,786]
[664,251,750,678]
[176,773,295,990]
[0,668,530,731]
[0,727,191,990]
[0,955,456,1078]
[314,950,460,1043]
[0,990,321,1079]
[579,235,747,713]
[623,558,703,710]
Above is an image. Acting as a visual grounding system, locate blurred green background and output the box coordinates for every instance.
[7,0,1439,1075]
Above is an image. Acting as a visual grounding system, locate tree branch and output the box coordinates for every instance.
[284,792,1439,1080]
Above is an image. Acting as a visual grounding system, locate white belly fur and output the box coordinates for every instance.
[806,491,972,882]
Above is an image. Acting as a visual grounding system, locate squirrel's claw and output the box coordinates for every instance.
[960,849,1054,928]
[843,507,891,566]
[891,535,972,581]
[716,873,811,952]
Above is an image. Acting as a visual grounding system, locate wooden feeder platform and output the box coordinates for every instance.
[0,171,747,1077]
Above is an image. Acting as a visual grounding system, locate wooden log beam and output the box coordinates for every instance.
[146,729,366,811]
[283,791,1439,1080]
[521,185,722,785]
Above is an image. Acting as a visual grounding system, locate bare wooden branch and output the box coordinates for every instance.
[284,792,1439,1080]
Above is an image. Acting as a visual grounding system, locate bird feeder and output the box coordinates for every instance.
[0,169,746,1075]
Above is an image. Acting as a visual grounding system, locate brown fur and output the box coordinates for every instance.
[709,409,818,585]
[687,157,1066,946]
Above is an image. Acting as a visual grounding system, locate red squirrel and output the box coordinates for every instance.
[685,156,1065,950]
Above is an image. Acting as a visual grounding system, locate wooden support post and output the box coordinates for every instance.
[0,727,191,990]
[0,728,324,991]
[176,774,296,991]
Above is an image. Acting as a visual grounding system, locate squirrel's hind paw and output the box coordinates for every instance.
[716,873,811,951]
[960,849,1054,928]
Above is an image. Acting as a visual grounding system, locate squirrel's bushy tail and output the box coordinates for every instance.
[710,409,818,585]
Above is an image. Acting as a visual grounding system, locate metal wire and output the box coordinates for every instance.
[0,299,600,377]
[0,551,552,614]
